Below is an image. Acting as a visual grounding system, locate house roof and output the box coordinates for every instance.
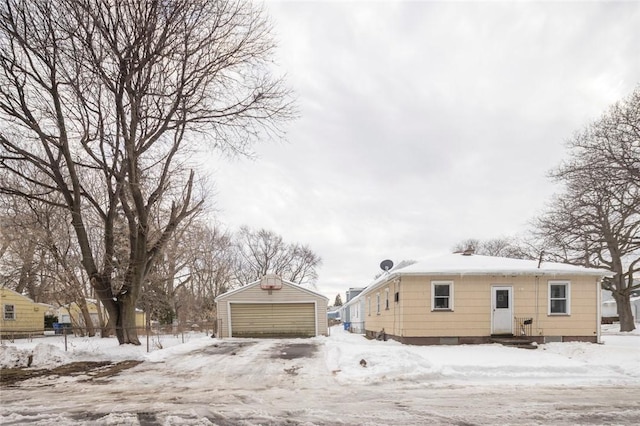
[0,287,37,303]
[361,252,612,296]
[397,253,611,277]
[215,278,329,302]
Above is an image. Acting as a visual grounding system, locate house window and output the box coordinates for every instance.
[385,288,390,310]
[394,291,400,303]
[431,281,454,311]
[549,281,570,315]
[3,304,15,320]
[367,296,371,316]
[376,293,381,315]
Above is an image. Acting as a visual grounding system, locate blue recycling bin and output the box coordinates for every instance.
[53,323,62,334]
[343,322,351,330]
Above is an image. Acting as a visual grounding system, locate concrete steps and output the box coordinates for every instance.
[490,336,538,349]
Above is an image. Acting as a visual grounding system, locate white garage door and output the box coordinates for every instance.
[230,303,316,337]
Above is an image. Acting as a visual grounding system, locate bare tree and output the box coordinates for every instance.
[0,0,293,344]
[536,88,640,332]
[0,197,51,301]
[0,195,100,335]
[187,222,235,319]
[233,226,321,285]
[452,237,535,259]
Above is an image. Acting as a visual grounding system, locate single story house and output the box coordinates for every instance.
[360,252,611,345]
[1,287,51,337]
[58,299,147,331]
[215,275,329,338]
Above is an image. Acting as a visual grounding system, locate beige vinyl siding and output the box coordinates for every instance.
[216,280,328,338]
[230,303,315,337]
[0,288,46,335]
[364,274,600,339]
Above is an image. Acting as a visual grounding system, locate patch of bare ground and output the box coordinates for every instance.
[0,360,143,386]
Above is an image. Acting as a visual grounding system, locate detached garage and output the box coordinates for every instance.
[215,275,329,338]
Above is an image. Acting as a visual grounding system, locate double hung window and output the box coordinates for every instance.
[548,281,570,315]
[3,304,15,320]
[431,281,453,311]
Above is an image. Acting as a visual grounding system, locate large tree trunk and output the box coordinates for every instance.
[613,291,636,332]
[117,293,141,345]
[91,275,141,344]
[77,299,96,337]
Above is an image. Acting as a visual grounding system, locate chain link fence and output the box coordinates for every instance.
[1,320,218,353]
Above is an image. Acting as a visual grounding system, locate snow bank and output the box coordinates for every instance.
[0,332,207,369]
[1,325,638,388]
[324,326,640,386]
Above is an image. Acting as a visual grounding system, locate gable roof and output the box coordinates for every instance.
[215,278,329,302]
[0,287,37,303]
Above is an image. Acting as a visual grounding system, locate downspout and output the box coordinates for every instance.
[393,277,399,337]
[535,276,540,337]
[226,301,232,338]
[397,277,402,338]
[596,277,602,344]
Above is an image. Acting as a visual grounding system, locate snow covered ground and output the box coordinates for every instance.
[1,325,639,425]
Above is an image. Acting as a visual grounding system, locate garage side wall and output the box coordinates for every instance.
[216,282,328,338]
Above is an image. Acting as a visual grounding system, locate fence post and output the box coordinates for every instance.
[64,326,68,352]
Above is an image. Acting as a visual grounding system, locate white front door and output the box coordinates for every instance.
[491,286,513,335]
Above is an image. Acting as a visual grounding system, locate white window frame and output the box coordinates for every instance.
[385,288,390,310]
[376,293,381,315]
[431,281,454,311]
[367,296,371,316]
[548,280,571,315]
[3,304,16,320]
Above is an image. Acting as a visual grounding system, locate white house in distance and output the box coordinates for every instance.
[215,275,328,338]
[338,287,366,334]
[601,289,640,322]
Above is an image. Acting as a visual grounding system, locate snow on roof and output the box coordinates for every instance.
[215,277,329,301]
[361,252,612,296]
[396,252,611,277]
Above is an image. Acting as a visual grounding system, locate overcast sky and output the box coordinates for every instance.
[206,0,640,301]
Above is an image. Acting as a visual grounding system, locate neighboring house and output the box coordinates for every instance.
[340,287,364,323]
[360,252,611,345]
[58,299,146,330]
[215,274,329,338]
[57,299,101,328]
[327,307,341,321]
[339,287,366,334]
[1,287,50,337]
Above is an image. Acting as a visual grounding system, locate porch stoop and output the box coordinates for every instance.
[490,335,538,349]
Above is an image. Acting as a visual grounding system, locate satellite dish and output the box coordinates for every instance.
[380,259,394,272]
